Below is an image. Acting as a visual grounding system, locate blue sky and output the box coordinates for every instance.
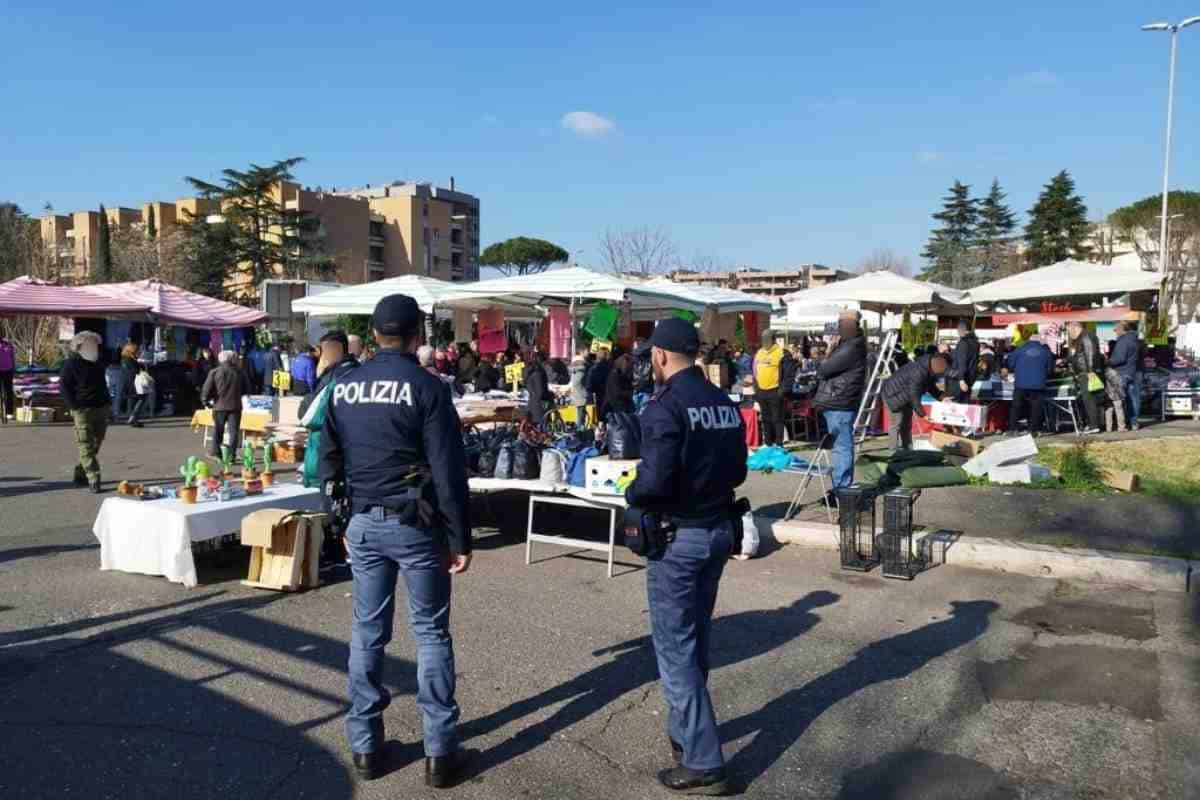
[2,1,1198,272]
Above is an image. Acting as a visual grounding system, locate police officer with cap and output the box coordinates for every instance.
[624,317,748,795]
[319,294,472,789]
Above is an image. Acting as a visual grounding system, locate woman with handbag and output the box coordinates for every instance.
[1066,322,1103,434]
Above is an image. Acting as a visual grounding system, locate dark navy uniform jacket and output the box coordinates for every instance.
[318,349,472,555]
[624,365,748,520]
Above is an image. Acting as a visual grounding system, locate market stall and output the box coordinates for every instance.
[92,482,321,587]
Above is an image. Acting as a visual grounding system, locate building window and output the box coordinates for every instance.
[369,221,384,238]
[422,227,430,244]
[422,203,428,217]
[434,256,441,268]
[369,246,384,262]
[450,229,462,245]
[433,228,440,241]
[451,252,462,269]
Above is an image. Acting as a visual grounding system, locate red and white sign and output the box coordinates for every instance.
[928,401,986,429]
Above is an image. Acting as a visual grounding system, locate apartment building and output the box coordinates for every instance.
[670,264,851,297]
[38,178,481,292]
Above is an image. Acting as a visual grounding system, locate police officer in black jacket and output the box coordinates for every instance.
[318,294,472,790]
[624,318,748,795]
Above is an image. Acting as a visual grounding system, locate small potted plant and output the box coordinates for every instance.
[260,443,275,487]
[220,445,235,479]
[179,456,200,504]
[241,440,258,481]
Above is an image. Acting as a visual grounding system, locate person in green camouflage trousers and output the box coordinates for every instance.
[60,332,112,493]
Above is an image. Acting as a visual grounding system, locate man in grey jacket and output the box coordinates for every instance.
[202,350,249,456]
[1106,322,1142,430]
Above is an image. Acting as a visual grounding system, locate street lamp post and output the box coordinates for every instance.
[1143,17,1200,275]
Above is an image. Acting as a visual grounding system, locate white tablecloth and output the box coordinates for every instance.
[92,483,322,587]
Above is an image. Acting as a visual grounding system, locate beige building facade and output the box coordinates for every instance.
[670,264,851,297]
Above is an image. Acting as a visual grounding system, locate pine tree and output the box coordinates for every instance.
[976,179,1017,281]
[920,181,980,288]
[1024,170,1091,268]
[146,206,157,240]
[95,204,113,282]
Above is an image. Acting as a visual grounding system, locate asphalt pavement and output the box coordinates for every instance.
[1,419,1198,799]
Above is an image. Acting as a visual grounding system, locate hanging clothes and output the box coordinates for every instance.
[548,308,572,359]
[478,308,506,355]
[453,309,474,342]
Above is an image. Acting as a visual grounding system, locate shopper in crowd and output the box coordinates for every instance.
[882,353,948,451]
[732,346,752,383]
[418,345,439,377]
[587,347,613,421]
[0,333,15,421]
[948,320,980,403]
[813,312,867,505]
[1107,321,1142,431]
[264,344,284,396]
[300,330,360,419]
[126,363,154,428]
[704,339,737,392]
[290,344,318,395]
[434,349,452,376]
[604,352,636,417]
[1003,334,1054,436]
[202,350,250,457]
[117,343,140,422]
[472,353,501,393]
[1066,321,1103,434]
[245,343,267,394]
[753,336,788,447]
[977,341,997,381]
[61,331,111,493]
[347,335,364,362]
[456,341,477,381]
[569,345,590,427]
[523,350,551,427]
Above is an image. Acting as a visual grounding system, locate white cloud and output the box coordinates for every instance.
[1018,69,1061,87]
[561,111,616,137]
[916,149,942,164]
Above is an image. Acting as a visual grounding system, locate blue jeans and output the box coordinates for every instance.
[345,508,459,757]
[822,409,855,491]
[1122,375,1141,427]
[647,523,732,771]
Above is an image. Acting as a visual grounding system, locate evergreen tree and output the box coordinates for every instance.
[976,179,1017,281]
[1024,170,1091,268]
[184,157,320,295]
[177,211,238,299]
[919,180,979,288]
[146,206,157,240]
[95,204,113,282]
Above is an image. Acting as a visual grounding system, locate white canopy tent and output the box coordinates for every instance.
[292,275,468,315]
[775,302,888,333]
[643,277,775,316]
[964,259,1163,305]
[781,271,967,312]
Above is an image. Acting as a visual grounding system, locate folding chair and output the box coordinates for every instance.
[784,434,836,523]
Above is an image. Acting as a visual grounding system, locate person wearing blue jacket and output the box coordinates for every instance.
[1003,335,1054,435]
[1106,322,1142,430]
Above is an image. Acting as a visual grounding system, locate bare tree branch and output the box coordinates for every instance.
[598,226,679,277]
[857,247,913,276]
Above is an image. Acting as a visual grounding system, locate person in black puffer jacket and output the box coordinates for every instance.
[947,321,980,403]
[813,313,868,498]
[882,353,948,450]
[1066,321,1104,433]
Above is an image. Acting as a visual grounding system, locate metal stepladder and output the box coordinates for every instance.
[853,328,900,445]
[784,434,835,523]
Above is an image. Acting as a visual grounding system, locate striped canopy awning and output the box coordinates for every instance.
[0,276,268,329]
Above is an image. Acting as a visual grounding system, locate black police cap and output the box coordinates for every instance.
[372,294,422,337]
[636,317,699,357]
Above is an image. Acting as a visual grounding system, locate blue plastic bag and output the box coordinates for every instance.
[567,446,600,487]
[747,446,794,472]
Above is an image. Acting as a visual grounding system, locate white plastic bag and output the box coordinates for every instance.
[540,449,568,484]
[738,511,760,559]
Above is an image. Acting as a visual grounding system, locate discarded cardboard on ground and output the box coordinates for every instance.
[1102,469,1140,493]
[912,438,941,452]
[962,434,1038,478]
[988,463,1053,485]
[930,430,982,458]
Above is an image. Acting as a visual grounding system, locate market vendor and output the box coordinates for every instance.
[881,353,948,451]
[60,331,111,493]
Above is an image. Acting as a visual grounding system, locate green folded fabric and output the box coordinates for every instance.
[898,466,970,488]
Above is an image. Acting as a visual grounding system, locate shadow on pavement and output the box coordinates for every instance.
[0,590,412,799]
[463,590,841,775]
[722,600,999,791]
[0,543,98,566]
[0,480,78,499]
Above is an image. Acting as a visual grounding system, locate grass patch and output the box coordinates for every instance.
[1038,435,1200,504]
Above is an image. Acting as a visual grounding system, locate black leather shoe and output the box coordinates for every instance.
[425,751,465,789]
[670,739,683,765]
[352,751,382,781]
[73,467,88,487]
[657,766,729,795]
[90,478,104,494]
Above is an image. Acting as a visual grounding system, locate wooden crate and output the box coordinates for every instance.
[273,441,305,464]
[241,512,325,591]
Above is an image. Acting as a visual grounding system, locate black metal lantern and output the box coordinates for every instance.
[880,488,923,580]
[836,485,878,571]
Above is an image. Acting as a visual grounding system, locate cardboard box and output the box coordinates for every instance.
[929,430,981,458]
[16,406,54,423]
[1102,469,1140,493]
[928,401,986,429]
[276,396,304,427]
[586,456,640,496]
[704,363,729,388]
[273,441,304,464]
[963,434,1037,478]
[988,463,1052,485]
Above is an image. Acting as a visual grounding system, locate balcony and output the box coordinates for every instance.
[369,234,385,247]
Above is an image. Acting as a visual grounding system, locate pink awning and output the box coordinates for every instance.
[0,276,268,329]
[0,276,150,316]
[90,280,268,329]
